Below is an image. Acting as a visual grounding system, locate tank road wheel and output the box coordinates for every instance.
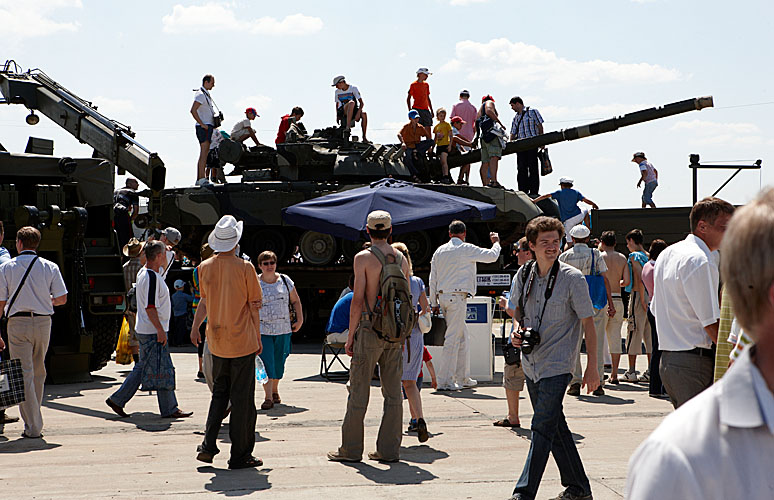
[341,238,367,263]
[251,228,289,263]
[395,231,432,266]
[299,231,338,265]
[88,314,123,372]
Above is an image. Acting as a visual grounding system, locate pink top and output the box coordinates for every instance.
[642,260,655,300]
[451,99,477,140]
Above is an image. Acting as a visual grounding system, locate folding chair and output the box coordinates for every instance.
[320,335,350,381]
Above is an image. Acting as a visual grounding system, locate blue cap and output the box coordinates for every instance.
[408,110,420,119]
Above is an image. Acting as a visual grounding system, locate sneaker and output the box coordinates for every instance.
[196,371,204,379]
[416,418,429,443]
[566,383,581,396]
[549,490,593,500]
[195,178,213,187]
[461,378,477,388]
[592,386,605,396]
[622,370,639,382]
[407,419,417,433]
[196,444,219,463]
[638,370,650,382]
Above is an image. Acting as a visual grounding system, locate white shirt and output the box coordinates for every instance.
[134,267,171,335]
[193,88,215,126]
[334,84,361,109]
[428,237,500,306]
[230,118,253,141]
[625,346,774,499]
[638,160,657,183]
[0,251,67,315]
[651,234,719,351]
[558,243,608,276]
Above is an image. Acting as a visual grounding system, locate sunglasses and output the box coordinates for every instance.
[260,261,276,266]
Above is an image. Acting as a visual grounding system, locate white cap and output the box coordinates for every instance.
[174,279,185,289]
[208,215,244,253]
[559,177,574,185]
[416,67,432,75]
[569,225,590,239]
[460,89,470,96]
[162,227,182,246]
[332,75,346,86]
[367,210,392,230]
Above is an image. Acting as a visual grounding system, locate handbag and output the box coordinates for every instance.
[279,274,297,325]
[585,251,608,310]
[0,358,25,410]
[140,341,176,391]
[0,255,40,336]
[539,148,553,176]
[423,313,446,346]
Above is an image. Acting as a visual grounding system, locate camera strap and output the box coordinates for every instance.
[519,259,560,332]
[200,87,220,116]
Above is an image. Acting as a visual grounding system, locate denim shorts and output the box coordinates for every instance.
[642,180,658,204]
[196,124,214,144]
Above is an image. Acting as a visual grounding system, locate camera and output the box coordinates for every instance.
[519,327,541,355]
[213,112,224,128]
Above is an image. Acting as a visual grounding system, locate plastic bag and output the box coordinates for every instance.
[255,356,268,385]
[115,317,133,365]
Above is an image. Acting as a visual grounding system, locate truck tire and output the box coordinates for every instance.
[88,315,123,372]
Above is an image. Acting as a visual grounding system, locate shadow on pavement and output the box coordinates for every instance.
[439,389,503,400]
[507,426,585,444]
[42,400,182,432]
[261,404,308,417]
[0,437,61,453]
[604,383,648,392]
[399,444,450,464]
[198,465,272,495]
[576,394,635,405]
[343,460,437,485]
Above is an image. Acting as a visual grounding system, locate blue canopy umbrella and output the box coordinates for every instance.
[281,178,497,240]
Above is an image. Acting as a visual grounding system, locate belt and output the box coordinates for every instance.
[439,290,470,296]
[10,311,51,318]
[669,347,715,358]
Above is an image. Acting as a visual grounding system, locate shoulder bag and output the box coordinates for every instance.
[584,250,608,310]
[0,255,40,337]
[279,274,297,325]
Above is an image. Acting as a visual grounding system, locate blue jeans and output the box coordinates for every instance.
[642,180,658,204]
[110,334,179,417]
[404,139,434,178]
[513,373,591,499]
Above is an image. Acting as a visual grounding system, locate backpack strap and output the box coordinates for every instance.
[365,246,403,316]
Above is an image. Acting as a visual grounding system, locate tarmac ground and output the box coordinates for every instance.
[0,342,668,499]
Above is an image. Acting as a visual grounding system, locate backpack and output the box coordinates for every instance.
[127,285,138,313]
[368,246,415,344]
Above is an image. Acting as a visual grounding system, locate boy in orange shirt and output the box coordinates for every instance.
[407,68,434,136]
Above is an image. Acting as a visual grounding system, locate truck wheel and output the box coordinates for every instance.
[88,315,123,372]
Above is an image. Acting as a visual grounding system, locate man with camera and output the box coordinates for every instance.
[508,216,599,500]
[191,74,220,187]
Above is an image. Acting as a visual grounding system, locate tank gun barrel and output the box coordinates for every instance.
[448,96,714,168]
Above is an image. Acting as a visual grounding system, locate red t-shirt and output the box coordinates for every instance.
[422,346,432,363]
[276,114,291,144]
[409,81,430,110]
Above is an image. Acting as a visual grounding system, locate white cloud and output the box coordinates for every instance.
[92,96,135,116]
[0,0,81,39]
[541,103,651,122]
[669,119,771,146]
[441,38,682,89]
[162,4,322,36]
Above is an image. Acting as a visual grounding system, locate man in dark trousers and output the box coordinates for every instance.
[510,97,544,195]
[113,178,139,251]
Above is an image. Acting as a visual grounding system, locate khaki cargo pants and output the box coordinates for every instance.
[337,316,403,461]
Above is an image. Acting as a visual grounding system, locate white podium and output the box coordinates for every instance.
[422,296,494,383]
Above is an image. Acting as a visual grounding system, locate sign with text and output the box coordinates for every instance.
[476,274,512,288]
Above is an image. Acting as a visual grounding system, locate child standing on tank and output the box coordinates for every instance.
[407,68,434,137]
[433,108,454,184]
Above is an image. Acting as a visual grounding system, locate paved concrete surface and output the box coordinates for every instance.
[0,345,668,499]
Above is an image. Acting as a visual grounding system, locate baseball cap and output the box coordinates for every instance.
[162,227,182,246]
[632,151,646,160]
[481,94,494,103]
[408,110,420,119]
[245,107,259,116]
[459,89,470,96]
[174,279,185,289]
[367,210,392,230]
[450,115,466,124]
[559,177,574,185]
[416,67,432,75]
[569,225,590,239]
[332,75,346,86]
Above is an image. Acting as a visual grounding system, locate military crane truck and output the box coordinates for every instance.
[0,60,165,382]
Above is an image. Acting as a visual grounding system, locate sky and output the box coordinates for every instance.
[1,0,771,209]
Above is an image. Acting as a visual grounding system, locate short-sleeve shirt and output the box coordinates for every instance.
[193,88,215,126]
[334,84,361,109]
[0,247,11,265]
[512,260,594,382]
[625,250,649,293]
[0,251,67,316]
[171,290,193,317]
[230,118,253,142]
[327,291,353,333]
[511,108,544,139]
[639,160,657,183]
[559,244,608,276]
[123,256,142,291]
[452,127,471,153]
[134,267,170,335]
[276,114,292,144]
[551,188,584,222]
[198,253,262,358]
[399,122,431,148]
[451,100,477,140]
[408,81,430,110]
[113,188,139,210]
[259,274,295,336]
[422,346,432,363]
[433,121,452,146]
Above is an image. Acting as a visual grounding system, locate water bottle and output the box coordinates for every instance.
[255,356,268,385]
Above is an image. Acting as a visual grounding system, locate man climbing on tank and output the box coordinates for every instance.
[332,75,369,143]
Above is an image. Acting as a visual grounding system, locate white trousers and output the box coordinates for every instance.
[437,294,470,387]
[8,316,51,437]
[563,209,589,239]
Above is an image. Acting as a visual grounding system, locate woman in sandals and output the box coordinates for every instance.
[256,251,303,410]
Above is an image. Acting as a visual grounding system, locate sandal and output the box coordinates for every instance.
[260,399,274,410]
[272,393,281,404]
[493,418,520,428]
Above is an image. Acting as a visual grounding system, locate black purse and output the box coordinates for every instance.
[501,307,521,367]
[0,256,40,338]
[279,274,297,325]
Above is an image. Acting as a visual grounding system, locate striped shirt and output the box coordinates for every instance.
[713,286,735,382]
[511,108,544,139]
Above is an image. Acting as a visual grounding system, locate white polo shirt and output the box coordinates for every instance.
[428,237,500,306]
[134,266,171,335]
[651,234,719,351]
[0,251,67,316]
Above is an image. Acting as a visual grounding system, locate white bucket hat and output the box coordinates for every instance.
[208,215,243,253]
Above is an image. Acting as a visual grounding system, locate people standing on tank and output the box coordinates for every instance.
[332,75,369,142]
[631,152,659,208]
[509,96,544,196]
[531,177,599,241]
[113,178,139,251]
[255,250,303,411]
[230,107,261,147]
[449,116,473,184]
[392,242,431,443]
[191,74,217,187]
[170,279,193,347]
[451,89,478,185]
[473,95,506,188]
[276,107,304,145]
[398,110,434,182]
[433,108,454,184]
[407,68,434,138]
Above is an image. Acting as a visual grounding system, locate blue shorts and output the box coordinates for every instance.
[258,333,292,379]
[642,180,658,204]
[196,124,214,144]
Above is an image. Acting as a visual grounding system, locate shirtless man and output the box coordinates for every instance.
[598,231,630,384]
[328,210,410,464]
